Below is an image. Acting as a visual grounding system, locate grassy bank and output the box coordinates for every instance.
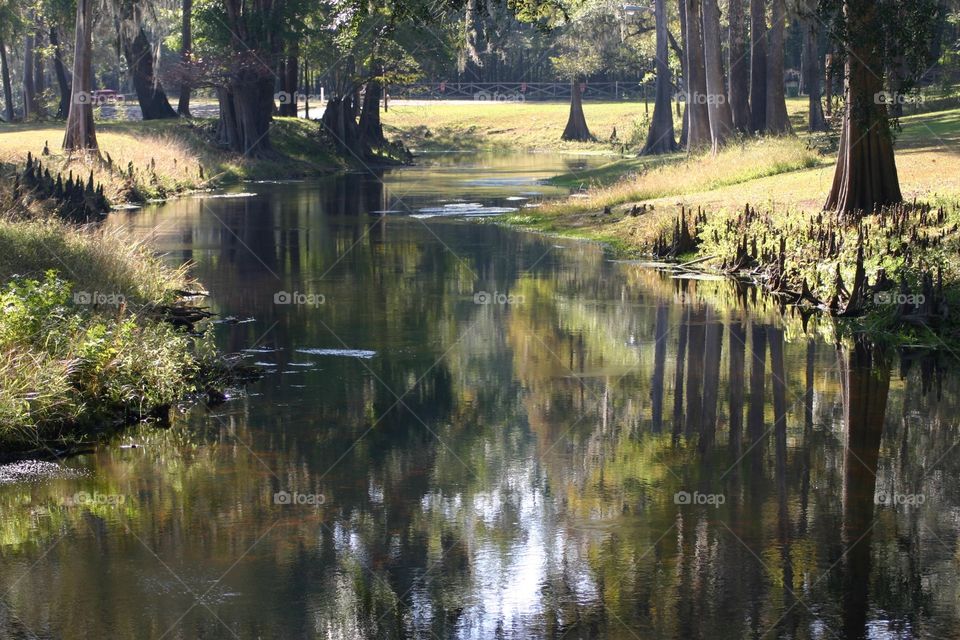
[0,206,232,452]
[492,106,960,344]
[383,100,657,153]
[0,117,347,203]
[381,96,815,154]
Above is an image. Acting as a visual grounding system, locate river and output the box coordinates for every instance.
[1,152,958,639]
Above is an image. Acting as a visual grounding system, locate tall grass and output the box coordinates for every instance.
[0,218,215,450]
[0,118,345,202]
[543,136,823,215]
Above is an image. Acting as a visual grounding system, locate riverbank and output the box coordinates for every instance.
[0,117,348,203]
[494,106,960,345]
[0,198,242,453]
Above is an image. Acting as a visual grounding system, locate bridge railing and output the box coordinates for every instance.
[388,81,654,102]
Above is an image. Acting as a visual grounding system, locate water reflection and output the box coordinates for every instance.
[1,159,958,639]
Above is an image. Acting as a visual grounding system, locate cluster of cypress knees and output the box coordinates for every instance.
[653,201,955,324]
[13,152,110,223]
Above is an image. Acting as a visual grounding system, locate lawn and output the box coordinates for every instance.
[0,117,345,202]
[381,96,814,154]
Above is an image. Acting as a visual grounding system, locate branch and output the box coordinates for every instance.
[668,29,683,61]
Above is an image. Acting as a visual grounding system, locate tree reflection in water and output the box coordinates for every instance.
[0,180,957,639]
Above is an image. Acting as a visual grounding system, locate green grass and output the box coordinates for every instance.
[493,105,960,345]
[0,217,220,451]
[383,100,656,153]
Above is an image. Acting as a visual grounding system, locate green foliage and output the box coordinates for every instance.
[0,222,218,450]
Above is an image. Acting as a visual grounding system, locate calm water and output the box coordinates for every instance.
[2,152,959,640]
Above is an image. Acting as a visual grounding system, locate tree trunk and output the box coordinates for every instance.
[123,23,178,120]
[684,0,711,149]
[765,0,792,133]
[33,30,45,100]
[702,0,735,151]
[63,0,98,152]
[177,0,192,116]
[802,18,827,131]
[321,94,363,157]
[824,0,901,215]
[678,0,689,148]
[216,73,275,157]
[825,51,834,117]
[359,62,387,149]
[749,0,767,133]
[728,0,751,132]
[22,28,38,119]
[50,28,72,120]
[0,36,14,122]
[641,0,678,154]
[278,49,298,117]
[561,78,594,141]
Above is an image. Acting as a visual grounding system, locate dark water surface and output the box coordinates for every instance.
[2,153,959,639]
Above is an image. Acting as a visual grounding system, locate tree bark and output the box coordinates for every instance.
[216,74,275,156]
[0,36,14,122]
[802,18,827,131]
[63,0,98,152]
[50,28,72,120]
[359,62,387,148]
[678,0,689,147]
[749,0,767,133]
[177,0,192,116]
[728,0,751,132]
[561,78,594,141]
[278,49,298,117]
[641,0,677,154]
[765,0,792,133]
[702,0,735,151]
[33,30,45,100]
[684,0,711,149]
[122,21,178,120]
[321,94,363,157]
[824,0,902,214]
[22,28,38,119]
